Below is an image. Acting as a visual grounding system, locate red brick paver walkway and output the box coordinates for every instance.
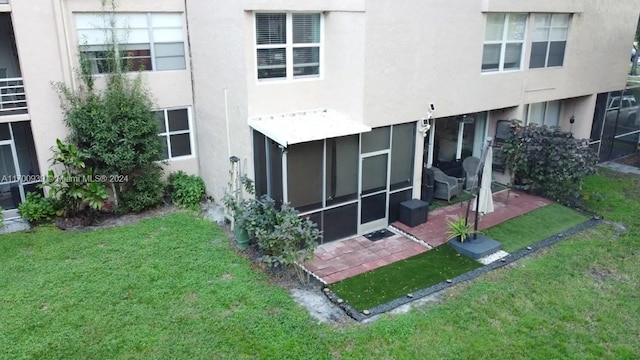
[304,190,552,284]
[393,190,553,247]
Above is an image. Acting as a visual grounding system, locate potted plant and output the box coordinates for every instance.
[446,216,481,243]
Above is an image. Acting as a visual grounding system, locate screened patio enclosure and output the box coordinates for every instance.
[250,111,417,244]
[589,86,640,162]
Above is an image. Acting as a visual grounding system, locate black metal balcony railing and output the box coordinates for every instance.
[0,77,28,115]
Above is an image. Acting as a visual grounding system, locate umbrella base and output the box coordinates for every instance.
[449,234,501,260]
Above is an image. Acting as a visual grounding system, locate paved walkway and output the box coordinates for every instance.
[598,161,640,175]
[393,190,553,248]
[304,189,552,284]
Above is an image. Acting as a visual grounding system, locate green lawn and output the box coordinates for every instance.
[1,169,640,358]
[329,245,482,311]
[483,203,589,252]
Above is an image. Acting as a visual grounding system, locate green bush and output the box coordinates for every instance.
[502,120,598,204]
[18,192,58,224]
[168,171,206,209]
[120,164,165,213]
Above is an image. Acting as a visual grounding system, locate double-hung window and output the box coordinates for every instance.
[482,13,527,72]
[525,100,561,127]
[75,13,186,74]
[155,108,193,160]
[530,14,570,68]
[255,13,321,80]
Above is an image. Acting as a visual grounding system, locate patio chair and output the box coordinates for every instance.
[462,156,480,190]
[432,167,461,202]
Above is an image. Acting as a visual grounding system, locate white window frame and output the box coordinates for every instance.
[482,13,528,73]
[75,12,186,74]
[156,107,195,161]
[530,13,570,68]
[254,12,324,82]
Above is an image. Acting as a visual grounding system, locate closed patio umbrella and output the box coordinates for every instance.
[473,145,494,214]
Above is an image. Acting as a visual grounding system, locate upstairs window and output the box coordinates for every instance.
[530,13,570,68]
[482,13,527,72]
[75,13,186,74]
[256,13,321,80]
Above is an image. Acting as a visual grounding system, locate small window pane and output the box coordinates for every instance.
[528,103,545,125]
[533,28,549,42]
[154,42,185,57]
[153,28,184,43]
[0,123,10,141]
[326,135,358,206]
[257,48,286,79]
[548,41,566,67]
[506,14,527,41]
[256,13,286,45]
[0,183,20,210]
[169,133,192,157]
[155,56,186,71]
[550,28,568,41]
[485,13,505,41]
[292,13,320,43]
[481,44,501,71]
[159,135,169,159]
[0,144,17,177]
[287,140,323,212]
[390,123,415,190]
[362,154,388,194]
[293,47,319,77]
[545,101,561,127]
[151,13,183,28]
[551,14,570,26]
[503,43,522,69]
[361,127,390,153]
[530,42,548,68]
[155,111,166,133]
[167,109,189,131]
[535,13,551,27]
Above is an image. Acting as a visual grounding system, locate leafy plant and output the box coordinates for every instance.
[53,1,163,210]
[168,171,206,210]
[41,139,108,218]
[120,164,165,213]
[501,120,598,204]
[446,216,480,243]
[18,192,58,224]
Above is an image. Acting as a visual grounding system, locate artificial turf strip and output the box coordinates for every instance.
[329,245,482,311]
[483,203,589,253]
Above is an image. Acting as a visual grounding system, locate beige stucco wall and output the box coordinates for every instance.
[362,0,639,128]
[8,0,197,181]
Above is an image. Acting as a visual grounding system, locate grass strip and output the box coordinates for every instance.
[329,245,481,311]
[483,203,589,253]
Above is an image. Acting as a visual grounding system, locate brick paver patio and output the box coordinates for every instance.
[304,189,553,284]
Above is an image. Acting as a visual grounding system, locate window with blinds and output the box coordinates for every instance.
[256,12,321,80]
[530,14,570,68]
[482,13,527,72]
[525,100,561,127]
[75,12,186,74]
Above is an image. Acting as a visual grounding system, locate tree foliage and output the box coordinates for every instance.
[53,2,164,212]
[501,120,598,204]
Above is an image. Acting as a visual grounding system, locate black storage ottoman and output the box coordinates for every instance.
[398,199,429,227]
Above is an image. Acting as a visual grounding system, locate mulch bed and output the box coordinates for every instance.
[613,153,640,168]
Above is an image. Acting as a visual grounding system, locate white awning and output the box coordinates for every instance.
[248,109,371,147]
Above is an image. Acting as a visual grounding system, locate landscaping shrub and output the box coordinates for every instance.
[41,139,108,219]
[53,2,163,212]
[168,171,206,209]
[501,120,598,204]
[18,192,58,224]
[120,164,165,213]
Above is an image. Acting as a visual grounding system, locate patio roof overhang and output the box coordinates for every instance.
[248,109,371,147]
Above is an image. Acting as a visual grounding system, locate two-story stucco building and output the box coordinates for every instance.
[1,0,639,241]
